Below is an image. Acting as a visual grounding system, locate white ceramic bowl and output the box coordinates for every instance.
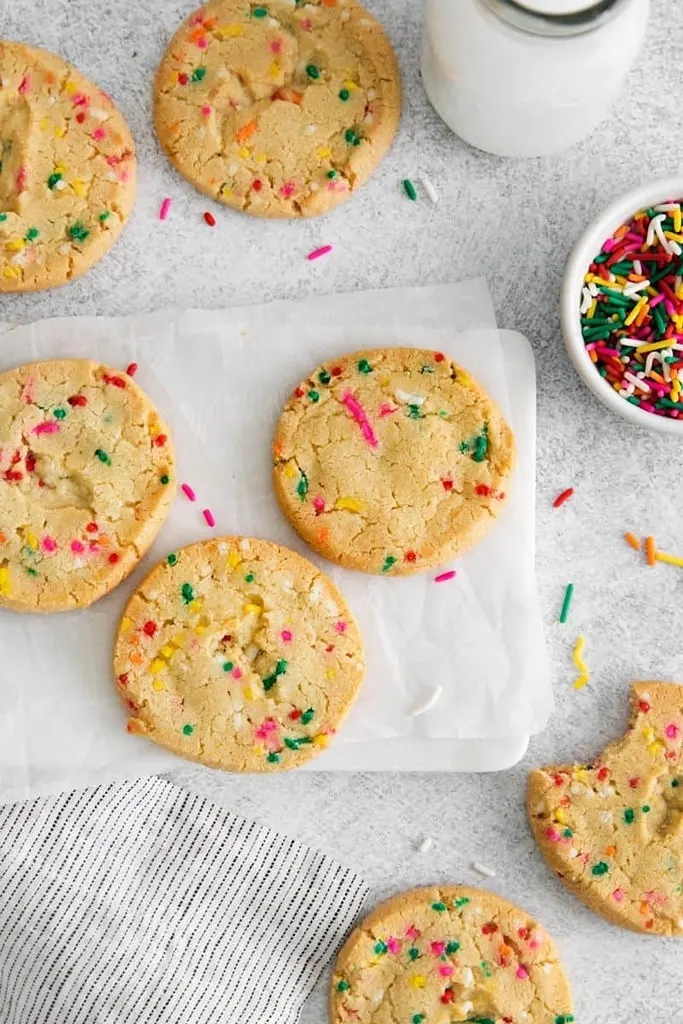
[561,176,683,435]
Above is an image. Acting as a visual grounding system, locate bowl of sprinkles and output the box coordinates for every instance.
[561,178,683,433]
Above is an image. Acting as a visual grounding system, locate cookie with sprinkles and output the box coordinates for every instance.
[0,40,136,292]
[528,682,683,936]
[273,348,515,575]
[153,0,401,217]
[330,885,574,1024]
[0,359,175,612]
[114,536,365,772]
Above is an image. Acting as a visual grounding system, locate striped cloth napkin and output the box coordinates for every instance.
[0,777,367,1024]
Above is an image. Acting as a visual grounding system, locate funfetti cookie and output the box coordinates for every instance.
[114,536,365,772]
[154,0,401,217]
[330,885,574,1024]
[0,360,175,612]
[0,40,136,292]
[273,348,516,575]
[528,682,683,936]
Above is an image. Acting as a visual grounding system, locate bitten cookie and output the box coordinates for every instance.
[0,40,136,292]
[273,348,515,575]
[154,0,401,217]
[114,536,365,772]
[0,360,175,613]
[528,682,683,936]
[330,886,574,1024]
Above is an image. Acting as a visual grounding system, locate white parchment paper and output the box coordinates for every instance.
[0,281,551,801]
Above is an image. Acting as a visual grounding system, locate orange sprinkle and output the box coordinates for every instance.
[0,531,6,544]
[589,350,598,363]
[130,651,144,666]
[317,528,330,544]
[273,86,303,105]
[236,118,258,143]
[203,16,217,29]
[614,224,628,239]
[639,901,649,914]
[188,26,205,43]
[649,370,666,385]
[624,532,640,551]
[321,0,338,5]
[645,536,656,567]
[605,845,617,857]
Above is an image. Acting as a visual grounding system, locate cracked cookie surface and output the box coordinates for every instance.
[114,536,365,772]
[0,40,136,292]
[154,0,401,217]
[273,348,516,575]
[330,885,573,1024]
[528,682,683,936]
[0,359,175,612]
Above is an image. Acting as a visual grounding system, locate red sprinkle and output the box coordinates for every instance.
[434,570,457,583]
[553,487,574,508]
[118,673,128,686]
[441,478,453,491]
[202,508,216,528]
[67,394,88,407]
[203,211,216,226]
[153,434,168,447]
[75,111,86,123]
[331,366,342,377]
[252,179,263,192]
[294,387,304,398]
[103,373,127,389]
[638,700,651,714]
[143,621,157,637]
[482,922,498,935]
[178,72,189,85]
[289,709,302,720]
[434,352,445,362]
[85,522,98,533]
[404,550,417,563]
[108,553,120,564]
[475,484,492,496]
[440,989,454,1005]
[126,362,138,377]
[629,777,640,789]
[25,453,36,472]
[597,766,609,781]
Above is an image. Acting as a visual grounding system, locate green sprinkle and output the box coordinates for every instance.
[244,572,255,582]
[318,369,331,384]
[223,662,234,672]
[181,582,195,604]
[407,404,422,419]
[445,941,460,954]
[412,1016,425,1024]
[296,470,308,501]
[253,5,268,15]
[555,1017,575,1024]
[326,169,337,179]
[275,659,288,675]
[47,172,62,189]
[266,751,280,763]
[420,364,434,374]
[408,947,420,961]
[0,213,7,222]
[623,808,635,824]
[431,901,446,912]
[559,582,574,624]
[373,940,388,955]
[470,1019,495,1024]
[68,222,90,242]
[345,128,360,146]
[94,448,111,465]
[336,980,350,992]
[24,227,39,242]
[192,66,207,82]
[300,708,315,725]
[472,426,489,463]
[53,407,67,420]
[99,210,111,222]
[160,474,170,485]
[308,390,320,402]
[357,358,372,373]
[263,674,278,691]
[284,736,311,750]
[381,555,397,573]
[403,178,417,201]
[167,553,178,566]
[563,827,573,838]
[591,861,609,876]
[438,409,448,417]
[480,960,493,978]
[642,804,651,813]
[672,778,680,788]
[26,567,38,577]
[182,723,194,736]
[339,88,350,101]
[306,64,320,79]
[453,897,470,908]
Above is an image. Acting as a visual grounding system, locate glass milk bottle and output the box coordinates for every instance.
[422,0,651,158]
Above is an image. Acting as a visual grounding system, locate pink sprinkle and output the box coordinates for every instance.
[378,403,398,417]
[301,17,312,30]
[16,167,27,192]
[666,300,677,318]
[386,937,401,955]
[271,39,283,53]
[18,74,31,94]
[159,197,172,221]
[197,36,208,48]
[438,964,453,978]
[612,889,625,903]
[280,181,296,198]
[181,483,197,502]
[334,621,347,634]
[649,293,665,308]
[70,540,85,554]
[88,541,100,553]
[72,93,89,107]
[120,171,129,183]
[434,570,457,583]
[516,965,529,980]
[201,104,212,116]
[202,508,216,528]
[405,925,420,940]
[430,941,445,956]
[640,401,656,413]
[21,378,35,404]
[528,932,541,950]
[280,630,293,643]
[255,717,279,740]
[92,126,106,141]
[312,495,325,514]
[41,537,57,553]
[340,390,378,449]
[665,723,680,739]
[601,238,616,254]
[232,667,242,680]
[32,420,60,435]
[544,827,562,843]
[307,244,333,261]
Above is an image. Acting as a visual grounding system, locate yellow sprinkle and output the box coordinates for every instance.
[25,531,38,550]
[243,603,263,615]
[150,660,166,675]
[268,60,280,78]
[71,179,86,198]
[379,376,390,387]
[194,625,207,635]
[160,645,174,659]
[227,550,242,568]
[170,633,184,648]
[554,809,569,826]
[635,339,674,354]
[325,669,336,680]
[642,726,655,742]
[587,299,597,319]
[656,551,683,568]
[317,146,332,159]
[65,79,78,94]
[121,617,132,630]
[575,768,588,782]
[409,975,426,990]
[151,679,165,692]
[220,187,233,198]
[244,686,255,700]
[335,497,363,512]
[53,126,66,138]
[39,116,50,131]
[255,153,268,164]
[217,22,245,37]
[0,567,9,595]
[283,461,297,480]
[572,635,589,690]
[665,232,683,243]
[343,79,358,91]
[675,209,682,233]
[6,238,24,252]
[188,598,203,612]
[313,734,329,749]
[648,740,666,756]
[2,266,21,279]
[238,146,251,159]
[54,162,67,175]
[625,297,648,327]
[253,744,264,755]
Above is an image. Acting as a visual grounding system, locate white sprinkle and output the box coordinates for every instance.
[461,967,474,987]
[623,279,650,297]
[420,174,439,204]
[608,272,616,282]
[670,241,682,256]
[53,178,67,191]
[588,281,599,297]
[664,360,672,382]
[58,243,71,255]
[239,538,251,552]
[418,835,433,853]
[599,811,613,824]
[227,162,239,175]
[324,598,339,616]
[305,123,317,134]
[542,963,553,974]
[633,259,643,275]
[366,88,377,101]
[459,1002,474,1016]
[570,783,585,796]
[410,686,443,717]
[624,371,651,393]
[472,861,497,878]
[655,203,681,213]
[568,848,579,858]
[310,181,319,191]
[309,579,324,604]
[646,213,665,247]
[233,713,243,728]
[580,287,592,315]
[216,67,228,79]
[89,106,108,121]
[395,388,425,405]
[645,350,666,376]
[105,170,117,182]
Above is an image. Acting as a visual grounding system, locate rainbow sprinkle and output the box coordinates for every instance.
[581,201,683,419]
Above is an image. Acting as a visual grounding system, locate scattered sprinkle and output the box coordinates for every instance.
[645,535,657,566]
[181,483,197,502]
[340,390,378,448]
[159,197,172,220]
[656,550,683,568]
[182,723,194,736]
[203,211,216,227]
[307,244,333,261]
[94,448,111,465]
[572,635,590,690]
[417,836,433,854]
[126,362,138,377]
[410,686,443,717]
[381,554,397,573]
[202,508,216,528]
[553,487,574,508]
[420,174,439,204]
[624,531,640,550]
[559,583,574,624]
[434,570,456,583]
[472,861,497,878]
[403,178,418,201]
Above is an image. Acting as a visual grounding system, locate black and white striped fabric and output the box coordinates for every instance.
[0,777,368,1024]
